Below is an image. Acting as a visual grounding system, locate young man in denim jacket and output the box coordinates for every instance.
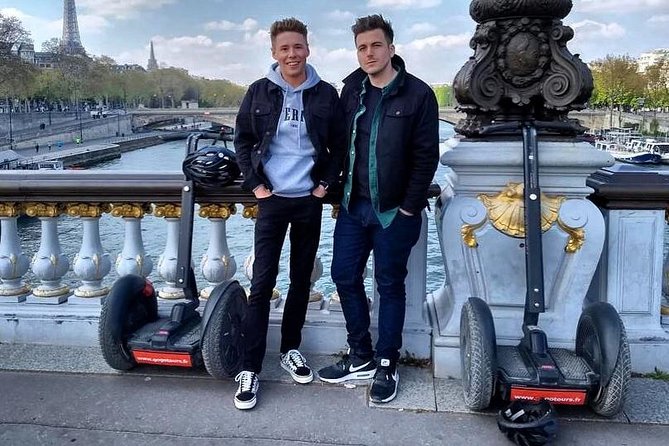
[318,14,439,404]
[234,17,346,410]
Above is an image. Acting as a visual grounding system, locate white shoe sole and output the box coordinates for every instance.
[369,373,400,403]
[318,368,377,384]
[281,361,314,384]
[234,395,257,410]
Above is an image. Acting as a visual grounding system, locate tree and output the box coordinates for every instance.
[590,55,644,126]
[0,13,37,97]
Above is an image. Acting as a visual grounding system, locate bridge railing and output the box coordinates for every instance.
[0,170,433,357]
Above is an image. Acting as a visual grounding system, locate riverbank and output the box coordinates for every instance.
[8,133,165,169]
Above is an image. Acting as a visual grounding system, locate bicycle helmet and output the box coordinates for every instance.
[497,400,559,446]
[182,145,240,188]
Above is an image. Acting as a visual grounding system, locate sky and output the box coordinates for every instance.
[2,0,669,87]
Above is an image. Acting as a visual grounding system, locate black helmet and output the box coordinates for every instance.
[182,146,240,188]
[497,400,558,446]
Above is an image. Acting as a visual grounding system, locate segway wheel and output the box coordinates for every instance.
[576,303,631,417]
[202,281,247,379]
[460,297,497,410]
[99,275,158,371]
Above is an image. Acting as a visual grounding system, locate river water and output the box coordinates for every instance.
[18,140,449,298]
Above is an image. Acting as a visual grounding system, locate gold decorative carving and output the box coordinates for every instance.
[66,203,112,218]
[0,202,22,218]
[461,221,486,248]
[242,204,258,219]
[199,203,236,219]
[154,203,181,219]
[557,219,585,253]
[110,203,153,218]
[24,202,64,218]
[478,183,564,238]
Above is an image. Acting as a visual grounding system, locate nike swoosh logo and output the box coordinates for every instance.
[348,361,371,372]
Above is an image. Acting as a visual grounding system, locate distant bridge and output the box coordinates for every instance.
[130,107,669,134]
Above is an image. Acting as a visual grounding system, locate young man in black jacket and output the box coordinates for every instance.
[318,14,439,404]
[234,17,345,410]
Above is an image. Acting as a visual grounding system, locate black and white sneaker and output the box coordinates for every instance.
[369,359,399,403]
[318,351,377,383]
[280,349,313,384]
[234,370,259,410]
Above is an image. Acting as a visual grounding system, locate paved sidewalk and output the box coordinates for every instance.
[0,344,668,445]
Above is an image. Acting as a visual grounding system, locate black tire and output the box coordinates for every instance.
[577,306,631,417]
[99,275,158,371]
[202,281,247,379]
[460,297,497,410]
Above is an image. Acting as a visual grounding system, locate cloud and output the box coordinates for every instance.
[326,10,355,21]
[570,20,626,40]
[408,22,438,35]
[576,0,669,14]
[399,33,470,51]
[648,15,669,23]
[77,0,176,19]
[204,18,258,32]
[367,0,441,10]
[1,8,62,45]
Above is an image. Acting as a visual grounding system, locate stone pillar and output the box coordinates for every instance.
[112,203,153,278]
[199,203,238,299]
[67,203,113,302]
[431,0,612,377]
[154,204,184,299]
[25,203,70,304]
[0,203,31,301]
[587,165,669,373]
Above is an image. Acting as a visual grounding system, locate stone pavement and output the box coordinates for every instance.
[0,343,668,445]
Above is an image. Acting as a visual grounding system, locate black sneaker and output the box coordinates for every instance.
[318,351,377,383]
[369,359,399,403]
[280,349,313,384]
[234,370,259,410]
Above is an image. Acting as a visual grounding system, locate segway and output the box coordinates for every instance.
[99,133,246,379]
[460,122,631,417]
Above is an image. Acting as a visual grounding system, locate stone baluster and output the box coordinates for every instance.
[0,203,31,302]
[199,203,237,299]
[662,213,669,324]
[242,203,282,308]
[25,203,70,304]
[112,203,153,278]
[154,204,184,299]
[67,203,113,302]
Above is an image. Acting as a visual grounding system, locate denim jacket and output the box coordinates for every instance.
[234,78,347,193]
[340,55,439,225]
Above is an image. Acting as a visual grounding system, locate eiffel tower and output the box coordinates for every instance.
[61,0,85,54]
[147,41,158,71]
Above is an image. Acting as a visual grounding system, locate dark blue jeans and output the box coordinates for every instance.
[242,194,322,373]
[331,198,422,363]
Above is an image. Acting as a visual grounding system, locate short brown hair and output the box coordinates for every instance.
[270,18,308,44]
[351,14,394,44]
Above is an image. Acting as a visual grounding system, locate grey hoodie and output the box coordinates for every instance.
[263,62,321,197]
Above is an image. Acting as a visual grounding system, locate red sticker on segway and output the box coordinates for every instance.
[510,387,586,405]
[132,350,193,367]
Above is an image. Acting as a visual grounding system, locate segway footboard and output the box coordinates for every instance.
[497,345,594,406]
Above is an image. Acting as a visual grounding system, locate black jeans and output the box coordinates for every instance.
[242,194,322,373]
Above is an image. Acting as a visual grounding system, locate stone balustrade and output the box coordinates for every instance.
[0,170,434,358]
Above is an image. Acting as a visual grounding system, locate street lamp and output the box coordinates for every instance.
[8,97,13,150]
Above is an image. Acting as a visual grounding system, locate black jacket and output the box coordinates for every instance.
[340,55,439,217]
[234,77,347,193]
